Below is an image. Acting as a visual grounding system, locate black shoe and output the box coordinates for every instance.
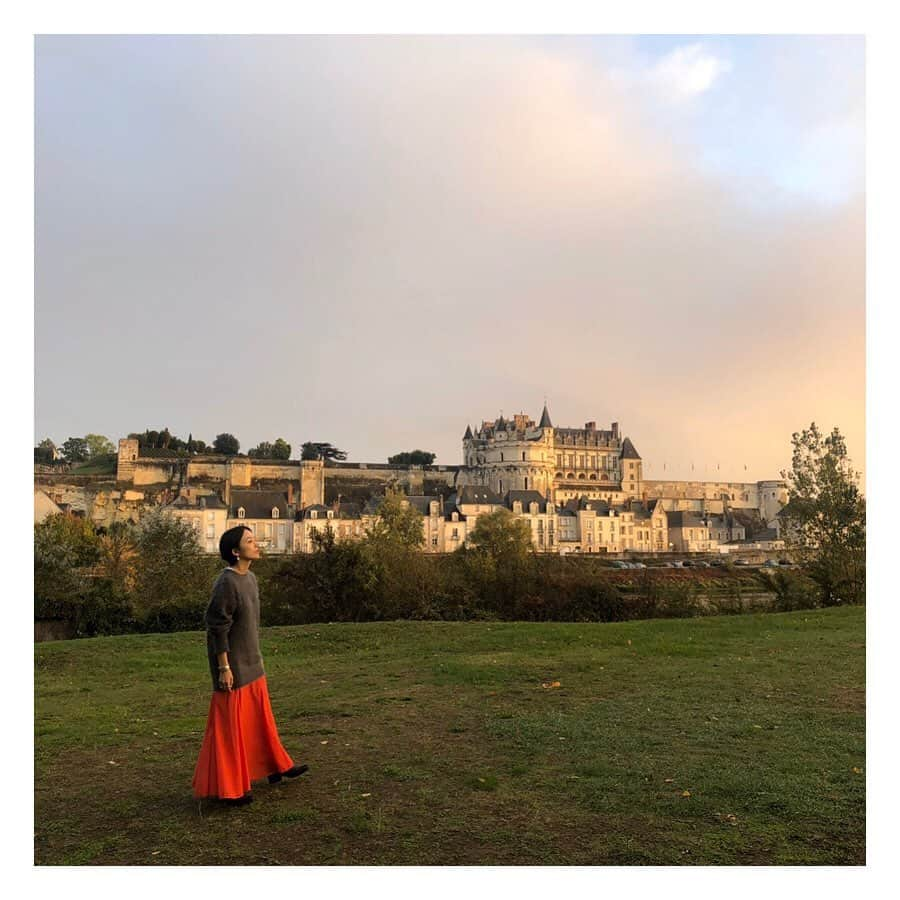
[221,793,253,806]
[268,764,309,784]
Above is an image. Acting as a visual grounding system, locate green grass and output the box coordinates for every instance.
[34,607,865,865]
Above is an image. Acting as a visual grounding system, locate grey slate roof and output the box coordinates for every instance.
[665,510,706,529]
[454,485,504,506]
[463,424,473,440]
[403,495,441,515]
[299,504,330,520]
[538,403,553,428]
[231,490,289,519]
[331,501,362,519]
[620,437,641,460]
[505,490,551,512]
[169,493,227,510]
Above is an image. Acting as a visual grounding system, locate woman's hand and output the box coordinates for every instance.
[218,667,234,692]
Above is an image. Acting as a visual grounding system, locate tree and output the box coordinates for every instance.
[60,437,89,463]
[34,438,56,464]
[213,433,240,455]
[366,492,425,549]
[388,450,436,465]
[85,434,116,459]
[248,442,274,459]
[271,438,291,460]
[467,508,534,563]
[301,442,347,462]
[780,423,866,606]
[96,521,138,594]
[131,509,210,627]
[187,435,208,454]
[34,513,101,609]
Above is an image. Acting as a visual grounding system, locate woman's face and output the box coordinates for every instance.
[236,529,261,561]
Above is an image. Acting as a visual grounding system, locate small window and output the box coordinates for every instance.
[237,507,245,519]
[272,507,280,519]
[310,510,317,520]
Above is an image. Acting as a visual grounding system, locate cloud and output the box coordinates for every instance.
[648,43,733,99]
[34,37,863,482]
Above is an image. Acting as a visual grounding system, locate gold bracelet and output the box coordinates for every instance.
[218,665,231,671]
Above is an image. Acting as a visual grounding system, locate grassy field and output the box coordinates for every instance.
[34,606,865,865]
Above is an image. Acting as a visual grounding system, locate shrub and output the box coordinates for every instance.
[756,569,821,612]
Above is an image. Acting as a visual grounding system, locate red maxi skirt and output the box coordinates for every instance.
[192,675,294,800]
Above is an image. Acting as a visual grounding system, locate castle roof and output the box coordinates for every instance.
[463,424,473,440]
[538,403,553,429]
[620,437,641,460]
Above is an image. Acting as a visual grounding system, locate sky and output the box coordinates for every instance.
[34,34,865,483]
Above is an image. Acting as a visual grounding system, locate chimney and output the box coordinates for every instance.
[612,422,619,438]
[585,421,596,431]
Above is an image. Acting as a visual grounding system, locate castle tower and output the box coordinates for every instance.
[620,437,643,500]
[116,438,140,482]
[300,459,325,508]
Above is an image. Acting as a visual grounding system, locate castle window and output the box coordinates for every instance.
[272,507,280,519]
[327,510,334,519]
[310,510,317,519]
[524,478,528,490]
[238,507,245,519]
[522,452,526,461]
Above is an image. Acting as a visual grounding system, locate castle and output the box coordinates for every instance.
[35,404,788,556]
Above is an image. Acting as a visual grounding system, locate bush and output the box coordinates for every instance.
[756,569,821,612]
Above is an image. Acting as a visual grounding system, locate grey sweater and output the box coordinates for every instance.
[205,568,265,691]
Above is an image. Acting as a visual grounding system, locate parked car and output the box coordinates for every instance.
[734,559,749,566]
[632,562,647,569]
[612,561,630,569]
[763,559,780,568]
[778,559,793,567]
[694,561,711,568]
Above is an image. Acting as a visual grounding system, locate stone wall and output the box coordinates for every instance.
[642,480,761,506]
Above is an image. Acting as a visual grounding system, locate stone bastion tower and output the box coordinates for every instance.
[459,404,644,504]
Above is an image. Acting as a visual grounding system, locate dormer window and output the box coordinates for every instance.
[237,507,245,519]
[327,510,334,519]
[452,512,459,522]
[310,510,317,519]
[272,507,279,519]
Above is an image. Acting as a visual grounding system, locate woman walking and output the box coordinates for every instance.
[192,525,308,805]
